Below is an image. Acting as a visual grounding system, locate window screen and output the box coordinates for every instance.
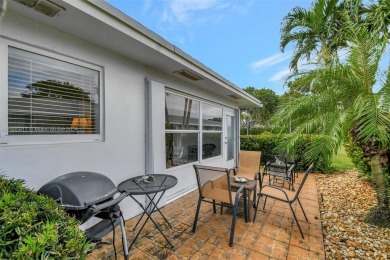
[8,47,100,135]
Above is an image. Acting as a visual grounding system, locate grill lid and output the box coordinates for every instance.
[38,171,118,210]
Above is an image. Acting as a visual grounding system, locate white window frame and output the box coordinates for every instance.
[164,90,223,169]
[200,102,223,161]
[0,39,104,145]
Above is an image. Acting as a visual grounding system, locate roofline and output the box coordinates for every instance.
[83,0,261,108]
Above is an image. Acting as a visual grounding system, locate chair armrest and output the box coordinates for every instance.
[288,164,295,172]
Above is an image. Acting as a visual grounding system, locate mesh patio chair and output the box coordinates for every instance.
[192,165,247,247]
[231,150,262,179]
[254,163,315,238]
[280,150,298,180]
[263,154,296,191]
[230,151,262,218]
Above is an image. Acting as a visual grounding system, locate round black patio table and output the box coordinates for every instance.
[118,174,178,250]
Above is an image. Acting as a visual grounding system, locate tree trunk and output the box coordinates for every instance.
[368,154,389,209]
[0,0,6,20]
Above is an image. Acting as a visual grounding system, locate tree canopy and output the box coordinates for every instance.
[276,0,390,225]
[241,87,280,134]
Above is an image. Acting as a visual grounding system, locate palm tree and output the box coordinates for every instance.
[363,0,390,42]
[273,21,390,226]
[280,0,344,72]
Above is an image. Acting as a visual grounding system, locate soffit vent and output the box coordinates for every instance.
[174,70,203,81]
[228,94,242,100]
[13,0,65,17]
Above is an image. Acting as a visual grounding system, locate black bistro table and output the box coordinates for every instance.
[117,174,178,250]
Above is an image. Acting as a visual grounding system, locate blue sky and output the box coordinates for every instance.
[106,0,312,95]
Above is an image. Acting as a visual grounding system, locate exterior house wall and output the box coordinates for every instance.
[0,11,240,219]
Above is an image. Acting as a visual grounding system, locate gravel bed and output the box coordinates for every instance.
[316,170,390,259]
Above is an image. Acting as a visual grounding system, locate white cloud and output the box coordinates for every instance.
[170,0,223,22]
[270,68,291,82]
[250,52,291,72]
[161,0,250,25]
[142,0,153,14]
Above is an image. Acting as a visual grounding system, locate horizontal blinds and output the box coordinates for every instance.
[8,47,100,135]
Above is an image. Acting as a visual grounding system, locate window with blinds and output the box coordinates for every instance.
[8,47,100,135]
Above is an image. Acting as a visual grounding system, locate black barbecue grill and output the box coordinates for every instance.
[38,171,129,259]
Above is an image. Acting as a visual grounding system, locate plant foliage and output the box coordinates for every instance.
[0,175,90,259]
[240,133,328,172]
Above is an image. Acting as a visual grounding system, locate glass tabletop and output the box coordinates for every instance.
[117,174,178,195]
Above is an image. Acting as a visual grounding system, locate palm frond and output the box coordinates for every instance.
[353,94,390,148]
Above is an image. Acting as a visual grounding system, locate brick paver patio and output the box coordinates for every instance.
[88,172,325,259]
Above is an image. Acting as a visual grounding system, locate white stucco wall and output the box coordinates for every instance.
[0,11,240,220]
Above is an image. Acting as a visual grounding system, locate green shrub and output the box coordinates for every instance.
[344,142,371,178]
[0,175,90,259]
[240,133,329,172]
[240,127,273,135]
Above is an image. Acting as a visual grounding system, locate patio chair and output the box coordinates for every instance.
[263,154,295,191]
[230,150,261,216]
[192,165,247,247]
[253,163,315,238]
[280,150,298,180]
[231,150,262,178]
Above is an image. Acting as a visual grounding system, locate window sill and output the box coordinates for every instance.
[0,134,104,146]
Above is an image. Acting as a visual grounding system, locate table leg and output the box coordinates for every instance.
[130,192,159,231]
[145,193,173,228]
[244,189,248,223]
[128,193,174,251]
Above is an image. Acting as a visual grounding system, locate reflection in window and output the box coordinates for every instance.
[165,93,224,168]
[202,103,222,160]
[165,93,199,130]
[166,133,198,168]
[202,133,221,160]
[202,103,222,131]
[8,47,100,135]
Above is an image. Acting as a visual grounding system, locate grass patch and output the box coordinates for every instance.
[331,146,355,172]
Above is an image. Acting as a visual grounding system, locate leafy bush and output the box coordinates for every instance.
[240,133,328,172]
[344,142,371,178]
[240,127,273,135]
[0,175,90,259]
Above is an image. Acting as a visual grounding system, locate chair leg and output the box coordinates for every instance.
[263,196,268,210]
[289,202,304,238]
[220,203,223,215]
[212,200,216,213]
[253,194,262,222]
[297,198,309,222]
[192,197,202,233]
[229,200,240,247]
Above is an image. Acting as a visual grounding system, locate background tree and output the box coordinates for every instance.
[280,0,344,72]
[274,1,390,226]
[21,80,92,101]
[241,87,280,134]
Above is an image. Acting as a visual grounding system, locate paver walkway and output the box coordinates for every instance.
[88,172,325,259]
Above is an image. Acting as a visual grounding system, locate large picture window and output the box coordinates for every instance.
[165,92,223,168]
[7,47,100,136]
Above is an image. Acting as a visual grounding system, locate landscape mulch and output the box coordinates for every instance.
[316,170,390,259]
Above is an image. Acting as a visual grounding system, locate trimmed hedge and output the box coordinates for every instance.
[0,175,90,259]
[240,133,328,172]
[240,127,273,136]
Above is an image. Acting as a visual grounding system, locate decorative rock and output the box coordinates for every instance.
[316,171,390,259]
